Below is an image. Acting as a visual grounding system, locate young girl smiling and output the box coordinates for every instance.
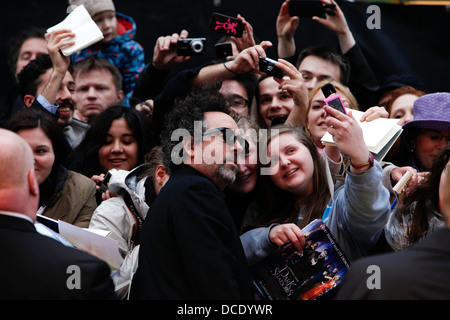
[241,105,391,265]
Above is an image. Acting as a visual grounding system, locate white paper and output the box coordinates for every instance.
[84,228,111,237]
[321,109,402,154]
[58,220,123,270]
[47,5,104,56]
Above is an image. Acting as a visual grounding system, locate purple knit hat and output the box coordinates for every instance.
[402,92,450,131]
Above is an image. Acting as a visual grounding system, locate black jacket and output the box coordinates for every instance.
[0,214,117,299]
[130,165,254,299]
[338,227,450,300]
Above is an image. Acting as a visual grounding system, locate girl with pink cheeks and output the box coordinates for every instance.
[241,105,391,266]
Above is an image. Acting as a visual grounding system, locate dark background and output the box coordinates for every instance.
[1,0,449,105]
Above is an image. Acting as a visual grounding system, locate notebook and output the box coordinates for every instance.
[47,5,104,56]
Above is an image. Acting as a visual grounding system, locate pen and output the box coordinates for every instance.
[391,171,413,210]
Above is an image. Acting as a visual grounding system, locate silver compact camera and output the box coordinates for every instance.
[177,38,207,56]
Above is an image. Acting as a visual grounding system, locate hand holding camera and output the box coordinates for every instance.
[273,59,309,115]
[223,40,273,75]
[153,29,191,69]
[97,170,113,193]
[176,38,207,56]
[258,56,284,79]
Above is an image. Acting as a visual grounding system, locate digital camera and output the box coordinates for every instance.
[258,56,284,79]
[215,43,233,59]
[177,38,207,56]
[98,169,114,193]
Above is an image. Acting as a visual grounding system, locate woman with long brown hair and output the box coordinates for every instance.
[241,110,391,266]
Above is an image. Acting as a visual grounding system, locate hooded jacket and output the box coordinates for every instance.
[74,12,145,106]
[88,164,150,298]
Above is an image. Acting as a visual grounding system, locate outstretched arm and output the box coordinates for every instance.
[190,41,273,87]
[232,14,256,52]
[312,0,355,54]
[41,29,74,105]
[275,58,309,128]
[276,0,299,59]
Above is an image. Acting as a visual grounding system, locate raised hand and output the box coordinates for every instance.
[232,14,256,52]
[276,0,299,58]
[152,30,191,70]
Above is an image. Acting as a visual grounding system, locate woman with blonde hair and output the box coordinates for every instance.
[304,79,359,155]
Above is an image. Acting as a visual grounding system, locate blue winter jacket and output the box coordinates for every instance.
[74,12,145,106]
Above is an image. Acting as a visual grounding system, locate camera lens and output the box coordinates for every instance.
[190,40,204,53]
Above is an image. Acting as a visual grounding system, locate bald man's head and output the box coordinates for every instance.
[0,129,39,220]
[0,129,34,190]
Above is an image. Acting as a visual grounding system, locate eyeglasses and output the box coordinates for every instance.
[419,130,450,143]
[202,127,249,154]
[225,95,249,109]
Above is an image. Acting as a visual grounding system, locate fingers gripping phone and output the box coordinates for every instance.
[321,82,347,115]
[98,170,113,193]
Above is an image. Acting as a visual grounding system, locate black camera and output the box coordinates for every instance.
[258,56,284,79]
[215,43,233,59]
[177,38,207,56]
[98,170,113,193]
[288,0,336,18]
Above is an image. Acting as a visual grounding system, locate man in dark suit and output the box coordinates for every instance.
[130,88,254,299]
[338,152,450,300]
[0,128,117,299]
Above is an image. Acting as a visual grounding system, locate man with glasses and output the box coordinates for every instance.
[219,74,256,116]
[130,87,254,300]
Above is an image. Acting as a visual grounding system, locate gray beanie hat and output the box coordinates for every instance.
[68,0,115,17]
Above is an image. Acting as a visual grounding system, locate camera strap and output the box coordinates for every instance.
[122,192,144,245]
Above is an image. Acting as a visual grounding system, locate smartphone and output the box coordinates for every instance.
[177,38,207,56]
[321,81,337,98]
[98,170,113,193]
[321,82,347,114]
[215,43,233,59]
[259,56,284,79]
[288,0,336,18]
[209,12,244,38]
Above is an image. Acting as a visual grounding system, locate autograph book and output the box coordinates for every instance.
[321,109,402,162]
[47,5,104,56]
[252,219,349,300]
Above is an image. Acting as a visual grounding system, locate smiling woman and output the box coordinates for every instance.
[399,92,450,172]
[73,105,154,204]
[98,117,139,171]
[5,108,97,228]
[241,122,391,266]
[306,80,358,153]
